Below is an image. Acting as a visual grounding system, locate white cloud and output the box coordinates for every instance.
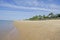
[49,4,60,9]
[0,3,51,11]
[0,2,60,13]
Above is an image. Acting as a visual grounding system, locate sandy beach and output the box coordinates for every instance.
[14,20,60,40]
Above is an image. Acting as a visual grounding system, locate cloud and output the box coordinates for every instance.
[13,0,39,7]
[49,4,60,9]
[13,0,60,10]
[0,0,60,13]
[0,3,51,11]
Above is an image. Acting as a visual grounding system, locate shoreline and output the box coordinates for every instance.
[14,19,60,22]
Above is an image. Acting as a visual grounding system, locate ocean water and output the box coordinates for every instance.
[0,20,17,40]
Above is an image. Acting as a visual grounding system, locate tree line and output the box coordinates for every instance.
[26,12,60,20]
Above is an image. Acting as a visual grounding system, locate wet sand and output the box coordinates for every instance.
[14,20,60,40]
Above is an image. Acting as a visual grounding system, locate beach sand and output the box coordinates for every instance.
[14,20,60,40]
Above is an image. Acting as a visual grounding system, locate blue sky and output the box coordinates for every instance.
[0,0,60,20]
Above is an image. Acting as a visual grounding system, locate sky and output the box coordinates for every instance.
[0,0,60,20]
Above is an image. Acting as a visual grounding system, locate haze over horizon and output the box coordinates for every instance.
[0,0,60,20]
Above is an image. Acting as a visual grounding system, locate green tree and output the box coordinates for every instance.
[27,12,60,20]
[38,15,42,20]
[28,15,39,20]
[48,12,55,18]
[56,14,60,17]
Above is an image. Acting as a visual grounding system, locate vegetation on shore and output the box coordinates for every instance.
[26,13,60,20]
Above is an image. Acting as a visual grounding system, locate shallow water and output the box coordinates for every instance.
[0,20,19,40]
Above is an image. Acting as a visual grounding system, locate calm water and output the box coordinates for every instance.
[0,20,15,40]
